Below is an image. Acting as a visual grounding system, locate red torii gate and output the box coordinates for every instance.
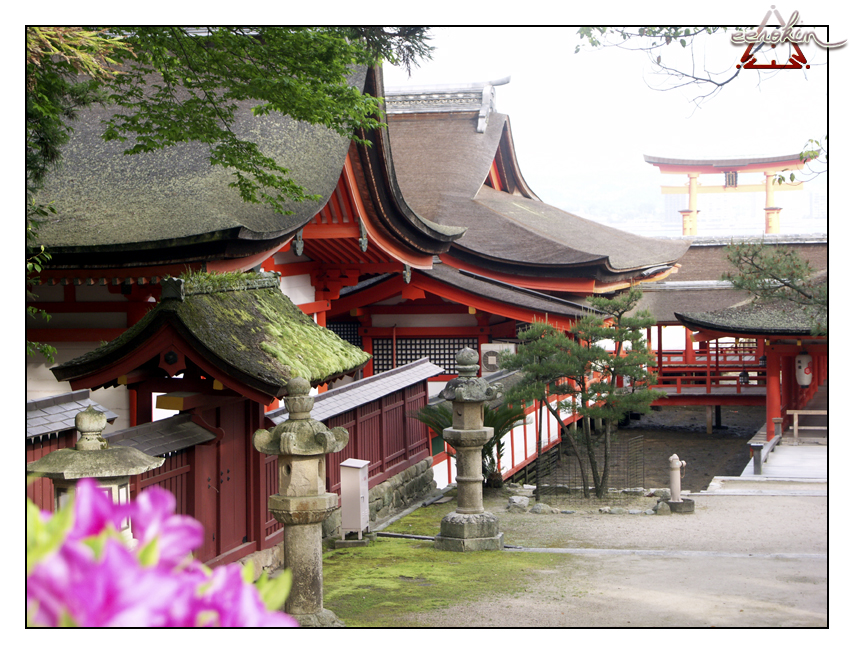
[644,153,810,236]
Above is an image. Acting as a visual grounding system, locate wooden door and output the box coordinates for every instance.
[216,401,249,556]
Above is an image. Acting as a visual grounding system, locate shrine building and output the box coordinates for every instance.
[29,63,826,560]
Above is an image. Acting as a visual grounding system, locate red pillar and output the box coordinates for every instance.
[766,349,781,441]
[362,336,374,377]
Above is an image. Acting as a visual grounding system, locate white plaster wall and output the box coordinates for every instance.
[427,381,446,398]
[648,325,693,351]
[432,455,456,490]
[277,273,315,306]
[27,342,131,434]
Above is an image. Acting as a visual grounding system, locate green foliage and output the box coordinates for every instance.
[571,287,665,426]
[411,403,453,440]
[25,26,432,361]
[26,491,74,575]
[723,240,827,336]
[98,27,432,215]
[500,289,662,498]
[499,323,586,499]
[575,26,723,53]
[27,28,133,362]
[251,566,293,612]
[26,28,131,193]
[774,136,827,185]
[411,402,525,483]
[26,201,58,361]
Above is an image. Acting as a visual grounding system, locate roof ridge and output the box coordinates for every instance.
[27,389,89,410]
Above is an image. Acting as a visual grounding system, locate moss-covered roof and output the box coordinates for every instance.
[52,272,371,396]
[676,300,827,337]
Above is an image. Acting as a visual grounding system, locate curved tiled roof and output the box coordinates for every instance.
[644,153,805,168]
[420,264,594,318]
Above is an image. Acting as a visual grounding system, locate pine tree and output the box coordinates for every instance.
[500,287,664,500]
[568,287,665,498]
[499,323,591,501]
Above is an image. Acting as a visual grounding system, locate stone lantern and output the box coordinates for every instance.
[253,377,349,627]
[434,348,504,552]
[26,406,165,534]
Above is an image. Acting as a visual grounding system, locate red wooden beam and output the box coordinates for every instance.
[410,271,576,330]
[29,301,152,314]
[368,304,470,315]
[264,261,319,277]
[361,326,490,337]
[301,224,360,239]
[328,275,408,317]
[297,300,331,315]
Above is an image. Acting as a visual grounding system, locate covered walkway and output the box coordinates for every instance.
[740,381,827,481]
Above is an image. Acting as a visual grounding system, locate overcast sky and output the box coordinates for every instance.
[383,21,835,237]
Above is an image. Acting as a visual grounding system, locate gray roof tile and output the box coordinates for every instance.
[268,358,443,425]
[27,391,118,440]
[106,414,216,457]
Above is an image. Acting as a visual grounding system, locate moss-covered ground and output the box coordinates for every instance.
[322,486,579,627]
[322,538,568,627]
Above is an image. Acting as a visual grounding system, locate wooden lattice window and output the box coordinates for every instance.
[326,322,363,349]
[373,337,479,374]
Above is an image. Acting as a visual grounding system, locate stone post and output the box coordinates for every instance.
[253,377,349,627]
[434,348,504,552]
[26,406,164,524]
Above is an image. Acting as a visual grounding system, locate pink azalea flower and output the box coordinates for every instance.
[27,479,297,627]
[67,478,127,540]
[29,539,200,627]
[198,564,299,627]
[130,484,204,567]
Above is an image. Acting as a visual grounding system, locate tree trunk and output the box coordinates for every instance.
[584,416,602,497]
[544,400,589,499]
[598,420,612,499]
[535,397,544,502]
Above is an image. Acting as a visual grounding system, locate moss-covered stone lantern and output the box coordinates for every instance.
[26,406,164,533]
[253,377,349,627]
[434,348,504,552]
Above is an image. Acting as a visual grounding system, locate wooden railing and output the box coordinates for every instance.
[652,340,765,393]
[652,371,765,393]
[786,409,828,445]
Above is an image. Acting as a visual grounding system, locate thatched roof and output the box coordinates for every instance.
[34,69,368,267]
[387,111,689,280]
[52,273,371,396]
[676,300,826,337]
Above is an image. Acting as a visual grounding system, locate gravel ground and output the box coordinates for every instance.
[396,405,827,628]
[401,488,827,628]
